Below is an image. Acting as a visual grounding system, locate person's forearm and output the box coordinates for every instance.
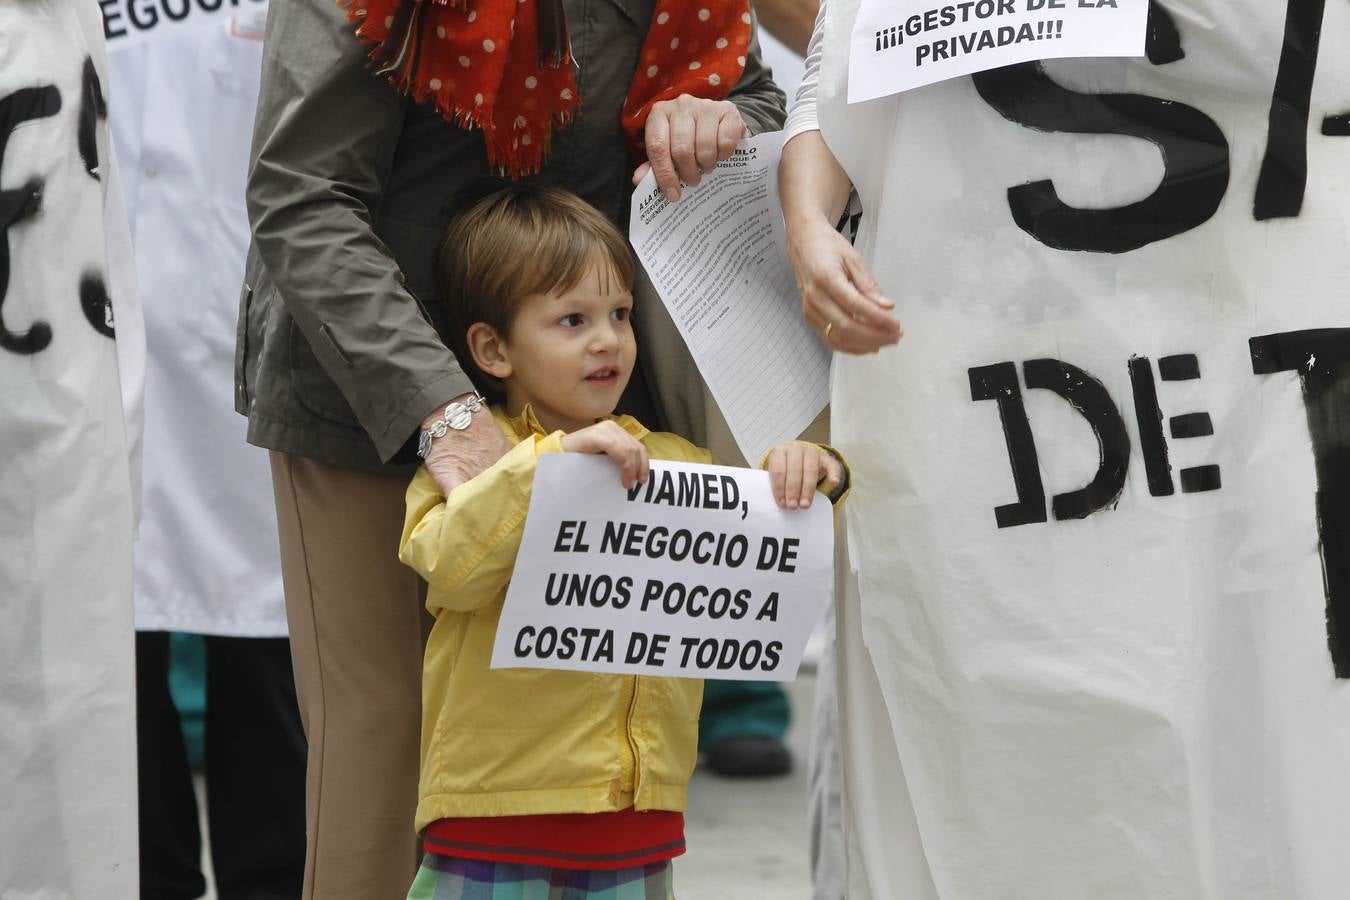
[248,0,471,462]
[779,130,852,231]
[727,15,788,134]
[752,0,819,57]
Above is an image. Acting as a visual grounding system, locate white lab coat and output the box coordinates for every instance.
[109,8,288,637]
[0,1,141,895]
[812,1,1350,897]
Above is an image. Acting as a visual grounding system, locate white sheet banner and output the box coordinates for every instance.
[848,0,1147,101]
[491,454,833,680]
[817,0,1350,896]
[99,0,268,49]
[1,2,138,896]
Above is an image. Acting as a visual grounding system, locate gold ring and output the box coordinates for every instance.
[823,321,834,342]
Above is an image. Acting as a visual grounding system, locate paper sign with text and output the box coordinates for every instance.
[848,0,1147,102]
[491,454,834,681]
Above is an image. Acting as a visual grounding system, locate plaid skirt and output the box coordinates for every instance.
[407,853,675,900]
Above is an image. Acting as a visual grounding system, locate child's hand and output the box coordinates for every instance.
[763,441,843,509]
[561,422,650,489]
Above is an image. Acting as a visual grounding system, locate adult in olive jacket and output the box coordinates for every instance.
[237,1,785,897]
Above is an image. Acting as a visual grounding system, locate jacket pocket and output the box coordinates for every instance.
[288,320,363,429]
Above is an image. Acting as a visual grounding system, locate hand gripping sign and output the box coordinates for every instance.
[491,454,834,681]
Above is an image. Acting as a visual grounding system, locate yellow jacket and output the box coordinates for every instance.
[400,406,714,831]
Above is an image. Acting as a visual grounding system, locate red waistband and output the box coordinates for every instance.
[424,808,685,871]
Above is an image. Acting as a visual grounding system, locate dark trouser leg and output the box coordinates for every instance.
[204,636,307,900]
[698,680,792,750]
[698,680,793,776]
[137,631,206,900]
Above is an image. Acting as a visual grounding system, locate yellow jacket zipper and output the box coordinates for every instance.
[622,675,641,799]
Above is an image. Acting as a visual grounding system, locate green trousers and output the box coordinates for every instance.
[698,680,790,751]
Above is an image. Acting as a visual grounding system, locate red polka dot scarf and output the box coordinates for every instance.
[341,0,754,178]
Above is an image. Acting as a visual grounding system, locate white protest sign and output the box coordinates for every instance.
[491,454,834,681]
[99,0,267,50]
[848,0,1147,102]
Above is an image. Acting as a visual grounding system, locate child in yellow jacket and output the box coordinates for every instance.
[399,184,846,900]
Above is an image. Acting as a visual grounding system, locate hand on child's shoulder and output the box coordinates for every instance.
[561,421,650,490]
[762,441,844,510]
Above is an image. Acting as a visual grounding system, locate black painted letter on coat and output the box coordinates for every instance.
[1,86,62,356]
[970,362,1048,529]
[972,63,1230,254]
[1023,359,1131,520]
[1249,328,1350,677]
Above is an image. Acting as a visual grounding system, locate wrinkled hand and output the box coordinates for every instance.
[561,421,650,489]
[633,95,748,202]
[422,394,514,496]
[763,441,843,509]
[787,214,902,355]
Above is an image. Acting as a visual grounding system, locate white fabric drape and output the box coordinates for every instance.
[0,1,140,895]
[815,1,1350,896]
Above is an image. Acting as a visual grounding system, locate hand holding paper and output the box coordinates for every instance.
[562,421,651,490]
[629,132,831,462]
[635,95,749,201]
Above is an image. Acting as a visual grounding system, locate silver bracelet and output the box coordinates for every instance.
[417,392,486,460]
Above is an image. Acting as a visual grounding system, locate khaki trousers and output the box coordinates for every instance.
[270,452,430,900]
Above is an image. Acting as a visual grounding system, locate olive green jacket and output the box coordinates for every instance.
[236,0,787,471]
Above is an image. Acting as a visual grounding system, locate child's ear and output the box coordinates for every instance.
[467,323,512,380]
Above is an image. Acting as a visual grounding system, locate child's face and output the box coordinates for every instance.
[497,261,635,433]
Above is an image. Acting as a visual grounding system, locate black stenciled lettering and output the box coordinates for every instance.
[1127,356,1174,496]
[621,522,646,556]
[1145,0,1184,66]
[99,0,128,38]
[79,58,106,180]
[1023,359,1130,520]
[731,589,750,620]
[162,0,191,20]
[1249,328,1350,678]
[1169,412,1214,439]
[1178,464,1221,493]
[678,635,699,667]
[544,572,564,606]
[514,626,536,658]
[1254,0,1328,220]
[555,520,578,552]
[1158,353,1201,381]
[80,272,115,338]
[594,628,614,663]
[1322,114,1350,137]
[127,0,159,30]
[677,471,700,506]
[601,521,624,554]
[1,86,62,356]
[652,474,676,505]
[969,362,1047,528]
[755,591,780,622]
[972,62,1229,253]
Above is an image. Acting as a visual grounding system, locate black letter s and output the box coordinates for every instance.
[972,62,1230,254]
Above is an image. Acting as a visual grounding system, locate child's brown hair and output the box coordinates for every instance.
[437,183,636,402]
